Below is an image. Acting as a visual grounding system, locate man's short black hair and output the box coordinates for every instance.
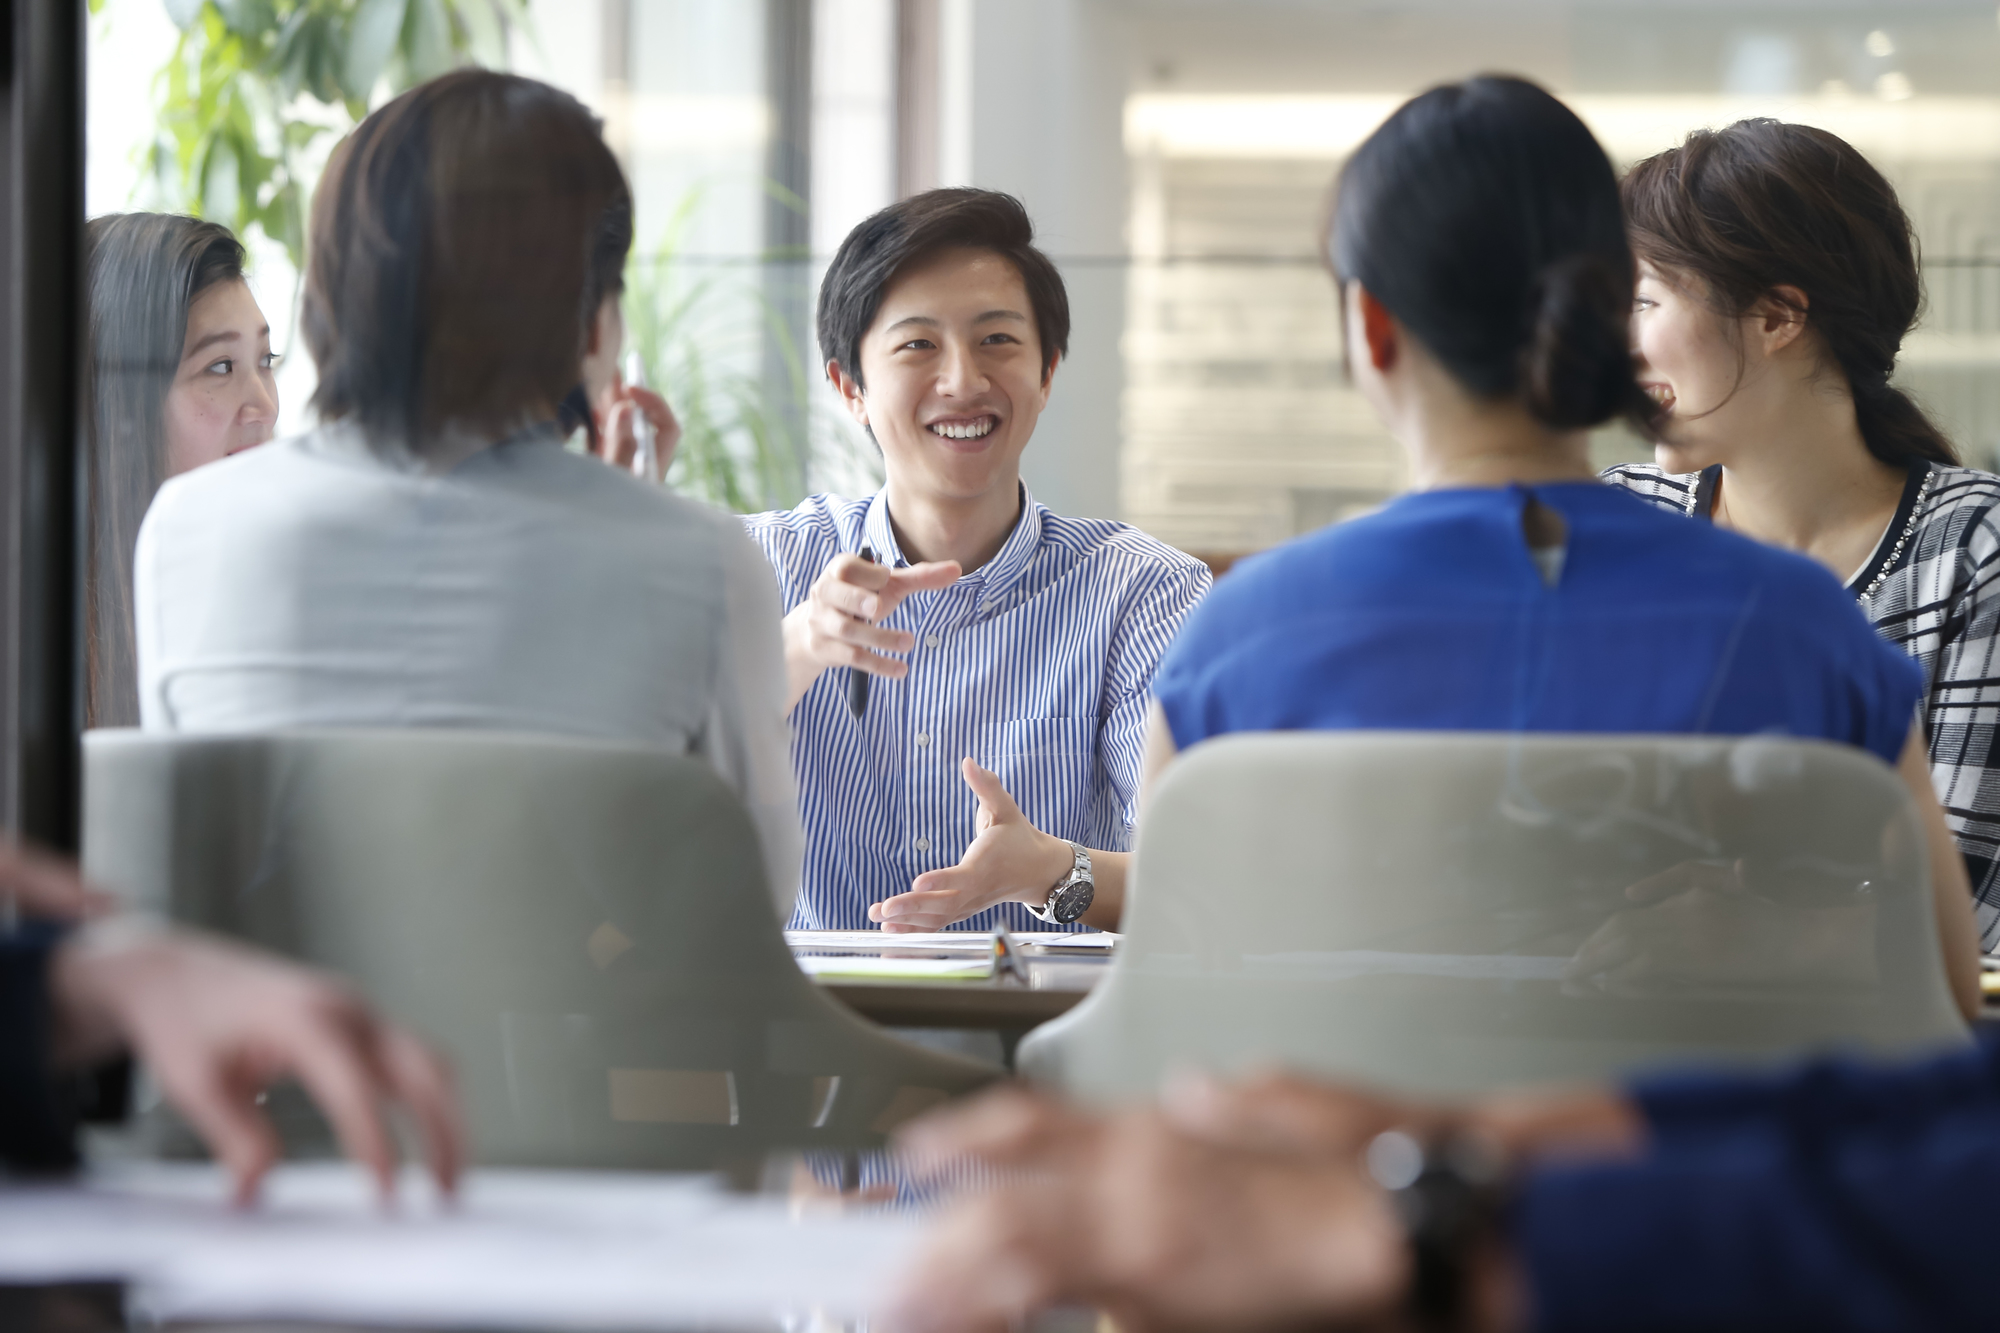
[817,188,1069,389]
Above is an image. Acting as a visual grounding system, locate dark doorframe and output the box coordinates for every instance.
[0,0,84,850]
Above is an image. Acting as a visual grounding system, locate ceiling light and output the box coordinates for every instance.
[1866,30,1896,58]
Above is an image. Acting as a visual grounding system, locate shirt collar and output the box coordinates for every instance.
[975,483,1045,604]
[858,483,1047,606]
[861,491,907,568]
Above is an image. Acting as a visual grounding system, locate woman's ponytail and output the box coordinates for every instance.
[1327,77,1640,432]
[1522,254,1651,429]
[1850,374,1959,468]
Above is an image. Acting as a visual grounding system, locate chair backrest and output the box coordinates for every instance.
[83,728,997,1169]
[1019,731,1971,1102]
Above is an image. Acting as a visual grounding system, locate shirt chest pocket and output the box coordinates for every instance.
[975,718,1099,840]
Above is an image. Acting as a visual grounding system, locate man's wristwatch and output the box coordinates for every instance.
[1027,841,1094,924]
[1365,1129,1507,1333]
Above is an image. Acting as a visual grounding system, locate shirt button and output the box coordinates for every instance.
[915,837,931,853]
[980,600,997,613]
[924,633,941,649]
[915,732,930,747]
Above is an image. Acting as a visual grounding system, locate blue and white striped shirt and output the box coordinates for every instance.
[744,488,1212,932]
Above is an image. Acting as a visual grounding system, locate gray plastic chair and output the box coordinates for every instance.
[1019,731,1972,1102]
[82,728,999,1169]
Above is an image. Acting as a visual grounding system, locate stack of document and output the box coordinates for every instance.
[793,954,999,981]
[0,1162,921,1328]
[786,930,1117,953]
[785,929,1118,981]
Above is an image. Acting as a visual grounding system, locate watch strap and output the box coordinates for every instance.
[1027,841,1092,923]
[1366,1130,1506,1333]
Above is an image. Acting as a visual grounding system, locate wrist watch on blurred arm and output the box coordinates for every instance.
[1027,841,1094,924]
[1366,1129,1509,1333]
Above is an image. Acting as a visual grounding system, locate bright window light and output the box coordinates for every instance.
[1126,92,2000,165]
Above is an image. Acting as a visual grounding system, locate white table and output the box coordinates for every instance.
[0,1161,919,1330]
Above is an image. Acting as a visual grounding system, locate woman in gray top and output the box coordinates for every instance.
[1604,118,2000,951]
[133,70,799,917]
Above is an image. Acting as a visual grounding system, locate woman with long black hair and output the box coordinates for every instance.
[1605,120,2000,954]
[82,214,277,726]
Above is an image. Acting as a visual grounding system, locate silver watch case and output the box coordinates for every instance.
[1028,841,1094,925]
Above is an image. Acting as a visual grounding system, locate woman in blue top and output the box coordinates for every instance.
[1138,76,1981,1017]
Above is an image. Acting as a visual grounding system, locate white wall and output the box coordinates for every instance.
[811,0,896,256]
[952,0,1134,521]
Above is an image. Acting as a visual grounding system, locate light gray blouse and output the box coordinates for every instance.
[134,422,801,918]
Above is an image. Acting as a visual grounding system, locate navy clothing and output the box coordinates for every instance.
[1522,1034,2000,1332]
[1153,483,1924,764]
[0,921,75,1170]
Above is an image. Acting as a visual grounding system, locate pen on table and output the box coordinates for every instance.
[848,547,875,717]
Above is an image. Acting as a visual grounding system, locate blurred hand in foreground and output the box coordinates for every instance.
[0,837,116,921]
[884,1084,1412,1332]
[49,924,462,1206]
[1159,1067,1644,1167]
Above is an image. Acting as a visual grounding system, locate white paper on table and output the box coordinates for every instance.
[0,1162,922,1329]
[787,929,993,954]
[793,954,995,980]
[1026,932,1119,951]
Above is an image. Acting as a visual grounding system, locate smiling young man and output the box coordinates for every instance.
[744,189,1211,934]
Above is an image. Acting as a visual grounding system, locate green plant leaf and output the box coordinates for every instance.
[308,11,348,103]
[455,0,521,69]
[212,0,277,37]
[199,135,240,225]
[282,118,327,149]
[341,0,407,102]
[140,0,539,293]
[400,0,453,81]
[620,192,825,513]
[270,180,306,267]
[270,3,316,99]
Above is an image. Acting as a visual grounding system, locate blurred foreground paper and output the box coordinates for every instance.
[0,1162,920,1328]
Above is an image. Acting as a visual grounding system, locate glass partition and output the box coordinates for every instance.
[66,0,1998,1184]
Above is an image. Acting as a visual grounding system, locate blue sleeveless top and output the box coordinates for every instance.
[1154,482,1923,764]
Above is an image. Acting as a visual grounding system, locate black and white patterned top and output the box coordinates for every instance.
[1606,460,2000,950]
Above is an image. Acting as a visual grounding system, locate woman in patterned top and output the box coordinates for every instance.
[1604,119,2000,952]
